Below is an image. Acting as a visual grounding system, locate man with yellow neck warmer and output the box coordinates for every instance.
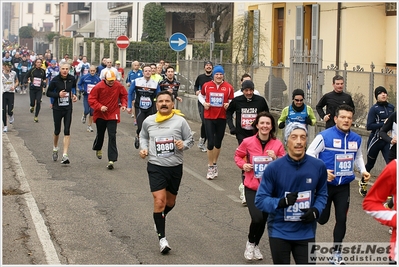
[139,90,194,254]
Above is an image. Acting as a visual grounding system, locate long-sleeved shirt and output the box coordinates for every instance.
[363,159,397,262]
[316,91,355,128]
[139,113,194,166]
[46,74,76,110]
[255,154,328,240]
[306,125,366,186]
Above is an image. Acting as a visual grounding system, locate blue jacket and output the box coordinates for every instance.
[255,154,327,240]
[126,69,143,84]
[307,126,365,186]
[78,73,101,95]
[366,102,395,139]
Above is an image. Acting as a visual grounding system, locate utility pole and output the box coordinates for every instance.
[210,21,215,61]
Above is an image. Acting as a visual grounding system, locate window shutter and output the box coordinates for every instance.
[311,4,320,56]
[295,6,304,51]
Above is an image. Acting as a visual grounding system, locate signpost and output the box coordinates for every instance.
[116,35,130,49]
[115,35,130,68]
[169,32,188,73]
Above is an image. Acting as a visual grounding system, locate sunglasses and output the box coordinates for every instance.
[294,99,304,102]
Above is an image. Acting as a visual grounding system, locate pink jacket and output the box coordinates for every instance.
[234,134,286,191]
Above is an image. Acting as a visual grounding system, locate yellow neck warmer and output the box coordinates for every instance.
[155,109,185,123]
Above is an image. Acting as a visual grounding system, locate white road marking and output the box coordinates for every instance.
[4,134,61,265]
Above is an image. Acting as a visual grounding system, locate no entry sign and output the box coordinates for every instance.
[116,35,130,49]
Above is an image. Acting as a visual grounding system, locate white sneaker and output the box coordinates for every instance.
[206,165,215,180]
[8,115,14,124]
[198,137,207,152]
[3,126,7,132]
[81,115,86,124]
[244,241,255,260]
[159,237,171,254]
[87,126,93,132]
[253,245,263,260]
[213,165,218,177]
[239,183,245,200]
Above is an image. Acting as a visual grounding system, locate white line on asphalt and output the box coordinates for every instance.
[4,135,61,265]
[183,166,225,191]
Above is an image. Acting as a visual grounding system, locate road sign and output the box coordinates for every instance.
[116,35,130,49]
[169,32,187,52]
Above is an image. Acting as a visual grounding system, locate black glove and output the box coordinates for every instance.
[300,207,319,223]
[277,192,298,208]
[278,122,285,129]
[305,117,312,125]
[230,127,237,135]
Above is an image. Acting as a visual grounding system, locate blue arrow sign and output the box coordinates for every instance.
[169,32,188,52]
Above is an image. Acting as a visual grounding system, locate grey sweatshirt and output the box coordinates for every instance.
[139,113,194,166]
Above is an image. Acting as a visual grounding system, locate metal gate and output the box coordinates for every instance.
[289,39,323,109]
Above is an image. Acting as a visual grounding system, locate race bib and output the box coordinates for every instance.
[87,84,94,94]
[209,92,224,107]
[58,92,70,106]
[155,136,175,157]
[284,190,311,221]
[21,66,27,72]
[334,153,354,176]
[241,113,257,130]
[139,96,152,109]
[14,63,19,68]
[33,77,41,87]
[83,68,89,75]
[252,155,273,178]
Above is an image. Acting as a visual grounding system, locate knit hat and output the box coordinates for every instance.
[212,65,224,76]
[284,122,307,144]
[50,60,56,64]
[292,89,305,100]
[204,61,213,67]
[241,80,254,91]
[374,86,387,100]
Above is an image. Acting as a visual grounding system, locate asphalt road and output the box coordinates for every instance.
[2,92,392,265]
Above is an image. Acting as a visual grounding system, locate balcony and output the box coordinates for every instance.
[68,3,90,15]
[108,3,132,13]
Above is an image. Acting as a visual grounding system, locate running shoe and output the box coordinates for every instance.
[34,117,38,123]
[358,178,367,197]
[30,106,34,113]
[81,115,86,124]
[134,136,139,149]
[3,126,7,132]
[9,115,14,124]
[107,161,114,170]
[213,164,218,178]
[87,126,93,132]
[329,251,345,265]
[244,241,255,261]
[206,165,215,180]
[253,245,263,260]
[198,137,207,152]
[52,149,58,161]
[96,150,102,159]
[159,237,171,254]
[61,154,70,164]
[389,227,393,235]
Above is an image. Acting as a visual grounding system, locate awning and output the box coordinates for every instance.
[77,20,95,33]
[64,23,78,32]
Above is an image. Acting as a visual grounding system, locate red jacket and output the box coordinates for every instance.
[88,80,128,123]
[201,80,234,119]
[363,159,397,262]
[234,134,286,191]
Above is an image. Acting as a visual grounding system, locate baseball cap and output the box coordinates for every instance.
[105,71,116,81]
[51,60,56,64]
[115,60,121,64]
[2,61,12,66]
[204,61,213,67]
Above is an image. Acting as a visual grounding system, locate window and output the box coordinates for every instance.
[28,3,33,13]
[295,4,319,54]
[386,3,397,16]
[45,4,51,14]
